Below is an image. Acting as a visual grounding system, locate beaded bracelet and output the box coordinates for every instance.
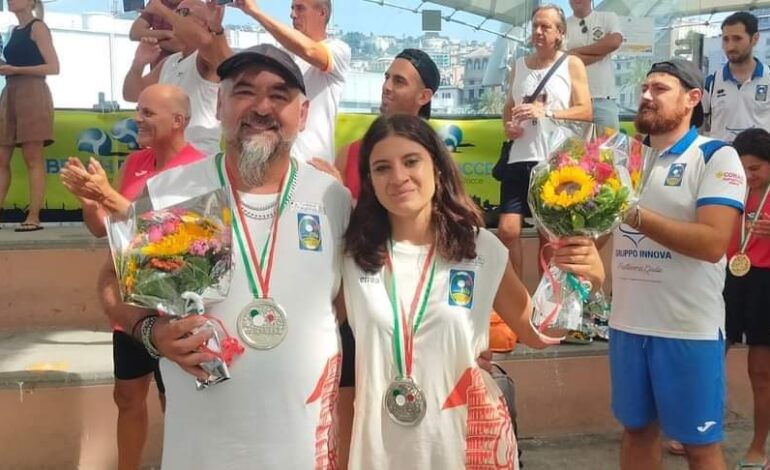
[140,316,162,360]
[131,313,157,340]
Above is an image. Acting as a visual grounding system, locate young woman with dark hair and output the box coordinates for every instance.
[725,128,770,469]
[341,114,605,469]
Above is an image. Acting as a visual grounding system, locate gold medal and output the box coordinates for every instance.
[728,253,751,277]
[732,185,770,278]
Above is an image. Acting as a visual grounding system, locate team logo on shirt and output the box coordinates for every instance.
[756,85,768,102]
[449,270,475,308]
[592,26,604,41]
[297,213,322,251]
[664,163,686,187]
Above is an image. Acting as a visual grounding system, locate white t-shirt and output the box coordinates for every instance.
[565,11,621,99]
[291,38,351,163]
[508,54,572,164]
[343,229,518,470]
[145,157,352,470]
[159,51,222,156]
[610,128,746,340]
[703,59,770,142]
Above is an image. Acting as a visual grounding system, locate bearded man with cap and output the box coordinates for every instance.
[609,58,746,470]
[99,44,351,469]
[233,0,350,163]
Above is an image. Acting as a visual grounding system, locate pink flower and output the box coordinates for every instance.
[148,225,163,243]
[579,157,596,173]
[595,162,614,182]
[585,142,600,159]
[557,152,572,168]
[162,218,180,235]
[190,240,209,257]
[209,239,223,254]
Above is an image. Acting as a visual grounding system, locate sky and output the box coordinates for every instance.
[41,0,571,42]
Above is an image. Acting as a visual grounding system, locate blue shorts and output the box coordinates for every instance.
[609,328,725,445]
[499,161,538,216]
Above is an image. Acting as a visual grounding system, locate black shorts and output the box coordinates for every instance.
[339,321,355,388]
[724,267,770,346]
[113,330,165,394]
[499,161,539,216]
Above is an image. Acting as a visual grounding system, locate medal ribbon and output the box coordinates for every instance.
[384,241,437,379]
[215,153,296,299]
[739,184,770,254]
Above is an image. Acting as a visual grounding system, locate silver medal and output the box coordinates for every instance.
[383,377,427,426]
[237,298,288,350]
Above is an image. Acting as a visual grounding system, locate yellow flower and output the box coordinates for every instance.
[141,230,195,257]
[125,275,135,294]
[541,166,595,208]
[630,170,641,190]
[182,221,216,240]
[605,177,621,192]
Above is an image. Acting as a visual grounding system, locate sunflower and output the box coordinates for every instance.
[540,166,595,208]
[141,230,196,257]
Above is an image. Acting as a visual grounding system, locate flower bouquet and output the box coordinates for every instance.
[528,127,655,337]
[107,188,243,389]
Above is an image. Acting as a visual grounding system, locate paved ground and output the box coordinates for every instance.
[519,421,759,469]
[137,421,762,470]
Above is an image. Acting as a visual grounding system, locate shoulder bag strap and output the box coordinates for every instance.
[524,52,569,104]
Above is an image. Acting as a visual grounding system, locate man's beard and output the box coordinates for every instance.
[634,100,691,136]
[728,49,753,65]
[230,114,291,187]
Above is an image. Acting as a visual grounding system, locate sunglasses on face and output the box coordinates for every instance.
[176,7,190,16]
[579,19,588,34]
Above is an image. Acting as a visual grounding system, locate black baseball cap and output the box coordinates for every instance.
[647,58,705,127]
[217,44,306,95]
[396,49,440,119]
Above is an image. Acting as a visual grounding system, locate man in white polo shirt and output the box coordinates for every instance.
[234,0,350,163]
[566,0,623,132]
[703,11,770,142]
[610,59,745,470]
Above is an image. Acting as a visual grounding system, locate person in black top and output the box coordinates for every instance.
[0,0,59,232]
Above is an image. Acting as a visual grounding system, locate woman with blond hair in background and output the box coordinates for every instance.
[0,0,59,232]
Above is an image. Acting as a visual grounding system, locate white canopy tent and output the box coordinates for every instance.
[408,0,770,26]
[595,0,770,18]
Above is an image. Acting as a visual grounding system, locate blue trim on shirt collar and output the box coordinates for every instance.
[642,128,698,154]
[696,197,744,213]
[657,127,699,157]
[722,58,764,84]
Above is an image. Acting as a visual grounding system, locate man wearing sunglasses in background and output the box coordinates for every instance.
[566,0,623,133]
[124,0,232,156]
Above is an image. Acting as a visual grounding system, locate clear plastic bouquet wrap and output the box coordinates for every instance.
[527,125,656,337]
[107,188,243,389]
